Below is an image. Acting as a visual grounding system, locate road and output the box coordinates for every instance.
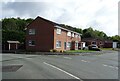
[1,51,118,80]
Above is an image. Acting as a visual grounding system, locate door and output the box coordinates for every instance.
[64,42,66,50]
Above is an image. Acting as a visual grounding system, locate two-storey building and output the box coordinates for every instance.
[26,16,81,52]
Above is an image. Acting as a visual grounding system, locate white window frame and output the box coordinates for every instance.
[67,32,71,37]
[56,28,61,35]
[75,41,78,47]
[28,40,35,46]
[72,33,74,37]
[29,29,35,35]
[75,34,78,38]
[67,42,71,48]
[56,41,61,48]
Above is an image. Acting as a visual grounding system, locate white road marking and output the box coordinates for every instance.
[115,67,118,69]
[43,62,81,80]
[103,64,118,69]
[103,64,108,67]
[63,57,72,59]
[108,66,115,68]
[81,60,89,63]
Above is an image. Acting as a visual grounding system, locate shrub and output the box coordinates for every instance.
[53,49,58,52]
[60,50,63,53]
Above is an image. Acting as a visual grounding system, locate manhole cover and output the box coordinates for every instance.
[2,65,23,72]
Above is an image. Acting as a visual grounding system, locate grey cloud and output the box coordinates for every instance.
[2,2,52,18]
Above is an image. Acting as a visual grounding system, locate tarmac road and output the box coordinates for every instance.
[1,51,118,80]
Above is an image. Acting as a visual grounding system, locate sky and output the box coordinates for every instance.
[1,0,119,36]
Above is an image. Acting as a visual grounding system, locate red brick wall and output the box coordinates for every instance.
[54,28,81,51]
[26,17,54,51]
[26,17,81,52]
[54,28,67,51]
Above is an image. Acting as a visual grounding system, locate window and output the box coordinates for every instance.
[72,33,74,37]
[75,34,78,38]
[78,35,80,38]
[75,42,78,47]
[99,42,102,44]
[92,41,96,44]
[56,41,61,48]
[28,40,35,46]
[67,32,71,36]
[56,28,61,34]
[67,42,71,48]
[29,29,35,35]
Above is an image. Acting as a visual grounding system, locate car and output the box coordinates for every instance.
[88,44,101,51]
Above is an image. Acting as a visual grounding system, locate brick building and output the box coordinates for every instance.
[26,16,81,52]
[82,38,113,48]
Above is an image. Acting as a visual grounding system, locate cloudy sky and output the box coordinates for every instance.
[1,0,119,36]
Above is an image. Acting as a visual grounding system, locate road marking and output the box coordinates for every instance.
[43,62,81,80]
[81,60,89,63]
[103,64,118,69]
[103,64,108,67]
[63,57,72,59]
[115,67,118,69]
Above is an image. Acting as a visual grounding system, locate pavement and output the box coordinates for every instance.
[1,51,119,80]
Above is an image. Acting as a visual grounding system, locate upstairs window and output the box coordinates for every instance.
[56,41,61,48]
[67,32,71,36]
[72,33,74,37]
[28,40,35,46]
[56,28,61,34]
[75,34,78,38]
[29,29,35,35]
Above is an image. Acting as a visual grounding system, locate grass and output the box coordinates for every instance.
[100,48,113,51]
[65,50,96,53]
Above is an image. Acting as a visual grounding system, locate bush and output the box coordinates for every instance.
[50,49,53,52]
[60,50,63,53]
[50,49,58,52]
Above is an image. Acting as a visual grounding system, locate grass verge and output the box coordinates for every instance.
[65,50,96,53]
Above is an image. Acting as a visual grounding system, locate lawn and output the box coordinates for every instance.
[65,50,96,53]
[100,48,113,50]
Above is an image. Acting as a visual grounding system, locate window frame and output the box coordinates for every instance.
[92,41,96,45]
[72,33,74,37]
[29,29,35,35]
[67,42,71,48]
[56,28,61,35]
[56,41,61,48]
[75,41,78,47]
[67,32,71,37]
[28,40,35,46]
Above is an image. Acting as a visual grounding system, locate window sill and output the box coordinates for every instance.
[29,45,35,46]
[56,47,61,48]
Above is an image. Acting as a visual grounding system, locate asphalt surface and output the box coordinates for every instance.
[1,51,118,80]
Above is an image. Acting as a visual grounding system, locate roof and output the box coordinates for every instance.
[82,38,113,42]
[27,16,81,35]
[82,38,102,41]
[7,41,20,43]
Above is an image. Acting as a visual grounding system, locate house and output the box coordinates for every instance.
[82,38,113,48]
[26,16,81,52]
[103,40,113,48]
[82,38,104,48]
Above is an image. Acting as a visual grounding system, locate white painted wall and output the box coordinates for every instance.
[113,42,117,48]
[81,42,86,49]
